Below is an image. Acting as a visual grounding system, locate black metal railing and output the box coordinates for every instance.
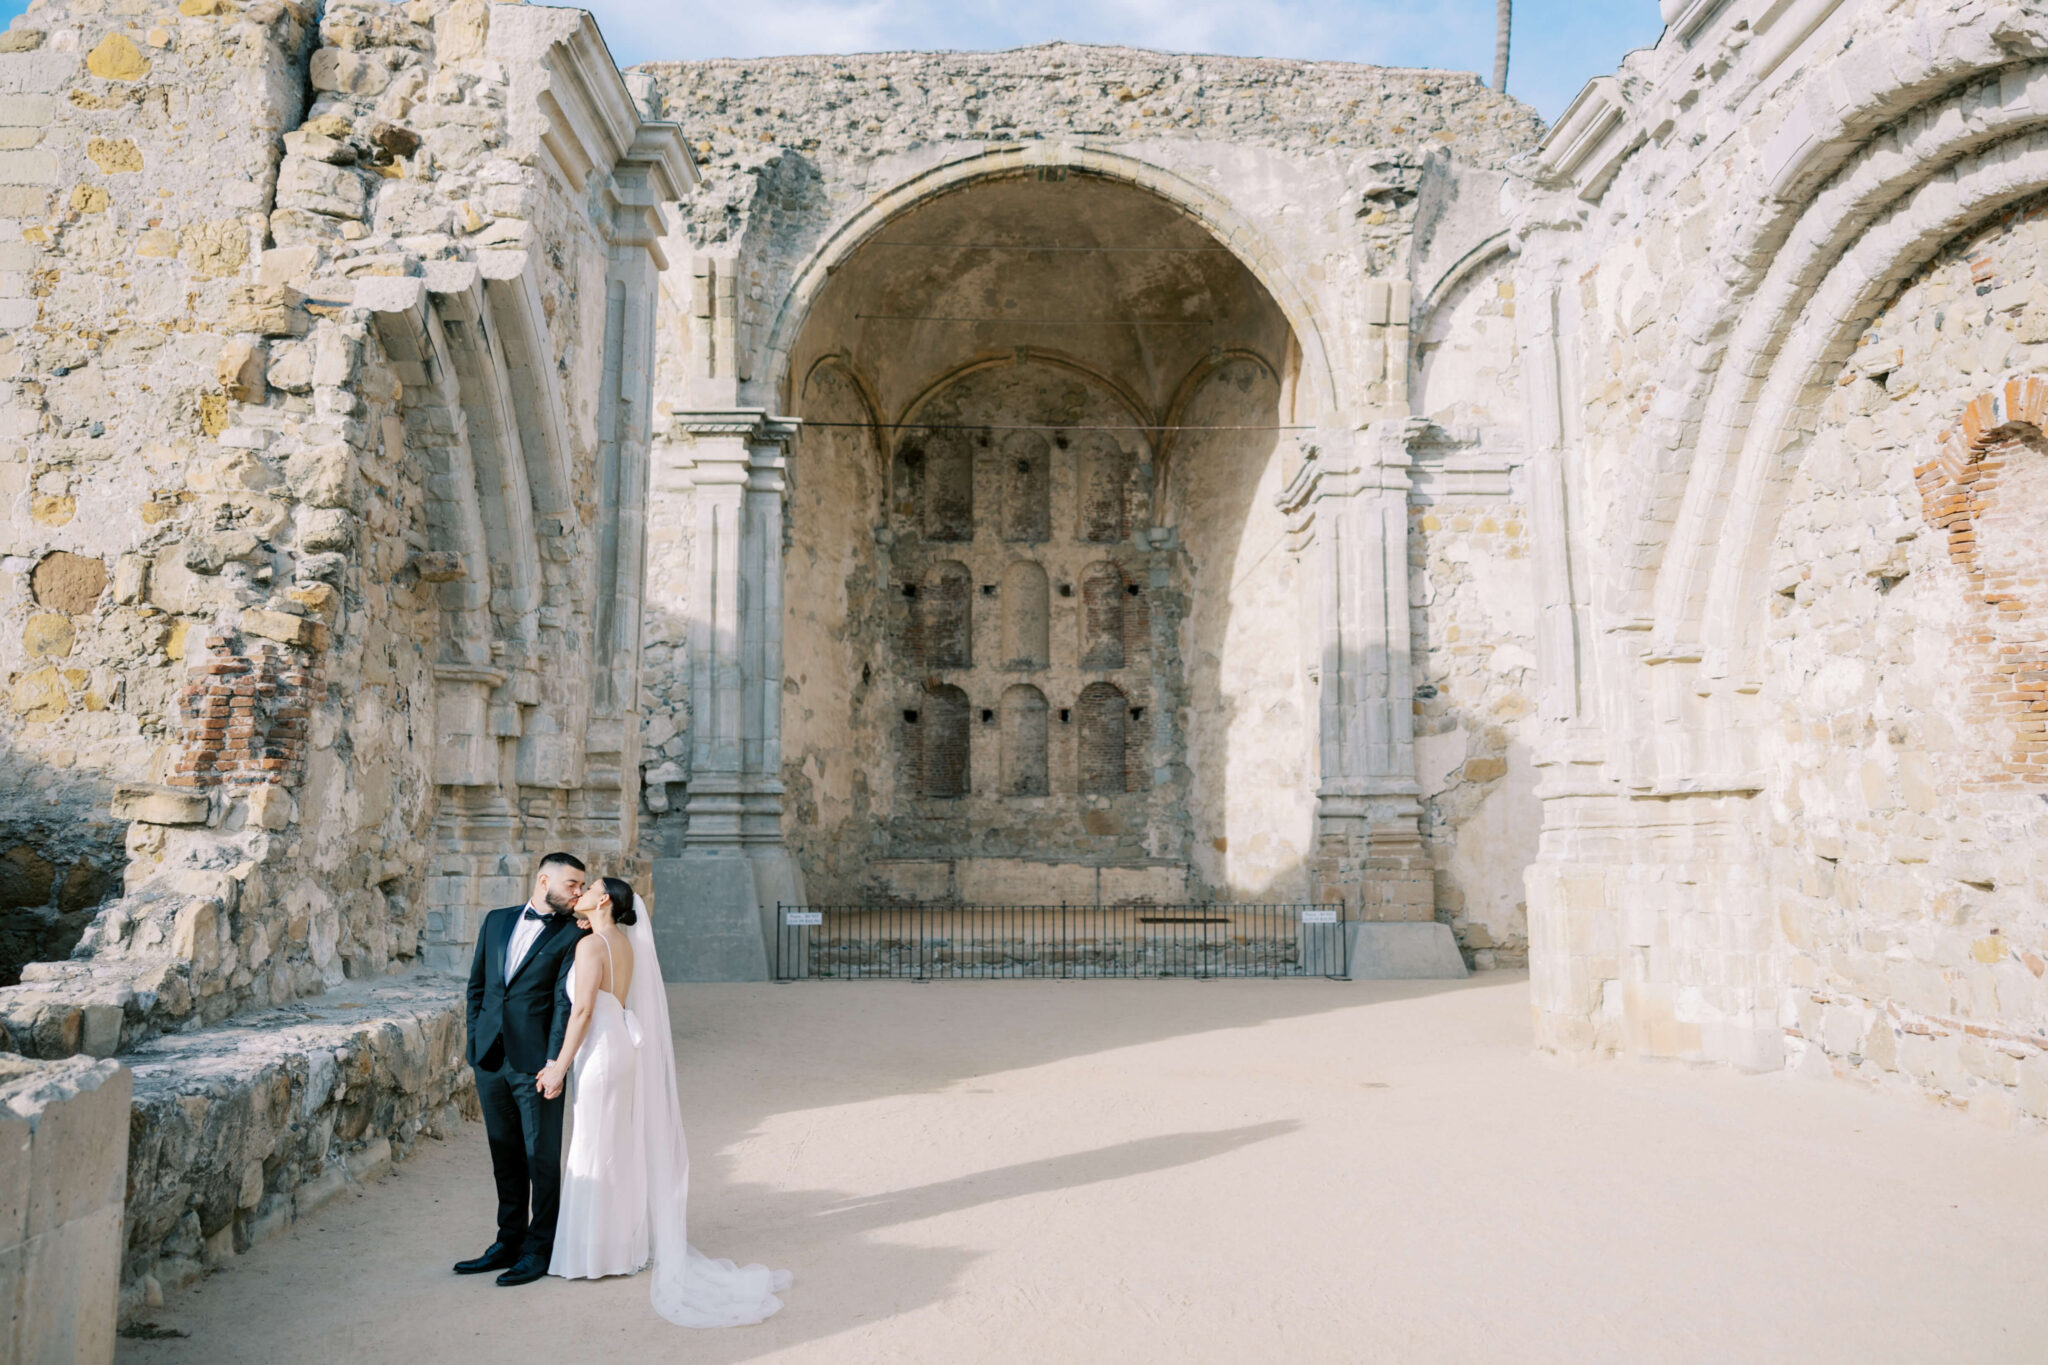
[773,903,1351,981]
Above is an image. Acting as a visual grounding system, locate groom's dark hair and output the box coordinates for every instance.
[537,851,586,874]
[600,876,637,925]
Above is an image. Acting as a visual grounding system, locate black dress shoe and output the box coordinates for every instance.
[454,1241,522,1275]
[495,1250,551,1286]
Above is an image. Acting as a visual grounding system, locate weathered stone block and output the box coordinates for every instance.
[286,445,355,508]
[21,613,71,659]
[84,33,147,82]
[82,138,138,174]
[214,339,268,403]
[239,608,323,649]
[0,148,54,185]
[111,786,209,827]
[225,284,307,338]
[309,48,390,97]
[0,1056,128,1365]
[297,508,354,551]
[276,157,368,220]
[29,551,104,614]
[246,785,295,831]
[8,668,65,722]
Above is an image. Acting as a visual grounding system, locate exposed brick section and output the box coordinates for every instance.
[1918,375,2048,789]
[1077,434,1128,543]
[1122,578,1150,660]
[1000,431,1051,542]
[923,561,973,670]
[1077,680,1129,794]
[858,354,1178,884]
[168,633,322,791]
[924,434,974,541]
[1080,561,1126,670]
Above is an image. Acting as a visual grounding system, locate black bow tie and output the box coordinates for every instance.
[522,906,558,924]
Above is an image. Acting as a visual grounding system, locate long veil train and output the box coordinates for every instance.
[624,896,791,1327]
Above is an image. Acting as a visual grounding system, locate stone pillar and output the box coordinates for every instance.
[1517,276,1624,1050]
[1281,421,1428,916]
[0,1056,129,1365]
[1279,421,1465,977]
[650,410,803,981]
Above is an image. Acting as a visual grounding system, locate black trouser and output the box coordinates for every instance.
[474,1055,564,1256]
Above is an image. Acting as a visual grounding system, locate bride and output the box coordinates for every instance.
[536,876,791,1326]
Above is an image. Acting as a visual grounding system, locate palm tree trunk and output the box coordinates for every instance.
[1493,0,1511,93]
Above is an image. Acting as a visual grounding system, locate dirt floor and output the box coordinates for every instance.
[117,973,2048,1364]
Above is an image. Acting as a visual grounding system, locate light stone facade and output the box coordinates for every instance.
[0,0,2045,1336]
[1509,0,2048,1129]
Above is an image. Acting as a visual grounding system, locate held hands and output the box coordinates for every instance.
[536,1058,568,1099]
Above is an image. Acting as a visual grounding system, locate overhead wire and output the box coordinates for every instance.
[858,242,1237,253]
[852,313,1219,326]
[794,420,1309,432]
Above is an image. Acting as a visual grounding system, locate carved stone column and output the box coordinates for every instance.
[650,409,802,980]
[1279,420,1465,977]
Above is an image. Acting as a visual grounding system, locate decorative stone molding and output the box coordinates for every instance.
[1533,77,1639,203]
[1277,419,1434,920]
[669,409,803,444]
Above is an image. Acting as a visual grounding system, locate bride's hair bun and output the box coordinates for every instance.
[601,876,637,925]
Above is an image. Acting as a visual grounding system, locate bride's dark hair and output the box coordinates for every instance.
[599,876,637,925]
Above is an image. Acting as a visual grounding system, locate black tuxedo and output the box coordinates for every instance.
[465,903,587,1256]
[467,903,583,1072]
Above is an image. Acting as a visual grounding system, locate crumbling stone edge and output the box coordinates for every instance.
[116,973,471,1320]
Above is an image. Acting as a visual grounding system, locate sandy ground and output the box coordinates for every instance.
[117,973,2048,1364]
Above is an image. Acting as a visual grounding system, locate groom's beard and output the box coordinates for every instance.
[544,886,577,915]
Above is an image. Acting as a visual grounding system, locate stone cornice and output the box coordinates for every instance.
[1278,419,1432,543]
[1533,76,1640,204]
[666,408,802,444]
[491,5,697,256]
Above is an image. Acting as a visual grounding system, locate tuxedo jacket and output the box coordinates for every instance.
[465,904,587,1074]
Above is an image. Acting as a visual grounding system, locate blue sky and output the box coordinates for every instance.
[0,1,1667,123]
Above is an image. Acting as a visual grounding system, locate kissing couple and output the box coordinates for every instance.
[455,852,791,1327]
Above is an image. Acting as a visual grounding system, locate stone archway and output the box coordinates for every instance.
[770,165,1317,909]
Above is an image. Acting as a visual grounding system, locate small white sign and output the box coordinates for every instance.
[784,911,824,927]
[1299,909,1340,925]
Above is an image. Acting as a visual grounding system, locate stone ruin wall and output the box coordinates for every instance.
[1510,0,2048,1125]
[631,44,1549,932]
[638,44,1545,403]
[0,0,685,1311]
[1764,200,2048,1121]
[1410,242,1534,968]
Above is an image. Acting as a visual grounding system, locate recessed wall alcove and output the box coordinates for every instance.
[777,169,1312,905]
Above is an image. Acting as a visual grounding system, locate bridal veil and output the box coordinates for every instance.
[625,896,791,1327]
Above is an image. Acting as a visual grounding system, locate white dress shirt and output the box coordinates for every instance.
[504,900,551,981]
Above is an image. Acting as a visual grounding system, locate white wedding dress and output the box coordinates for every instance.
[548,899,791,1326]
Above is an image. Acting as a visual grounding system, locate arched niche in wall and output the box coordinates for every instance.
[890,433,924,522]
[1076,432,1129,544]
[1077,680,1129,795]
[1000,684,1050,797]
[1001,430,1051,542]
[922,560,973,670]
[1079,560,1125,670]
[922,683,972,798]
[1000,560,1050,670]
[924,430,974,541]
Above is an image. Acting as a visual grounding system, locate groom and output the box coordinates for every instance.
[456,851,589,1287]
